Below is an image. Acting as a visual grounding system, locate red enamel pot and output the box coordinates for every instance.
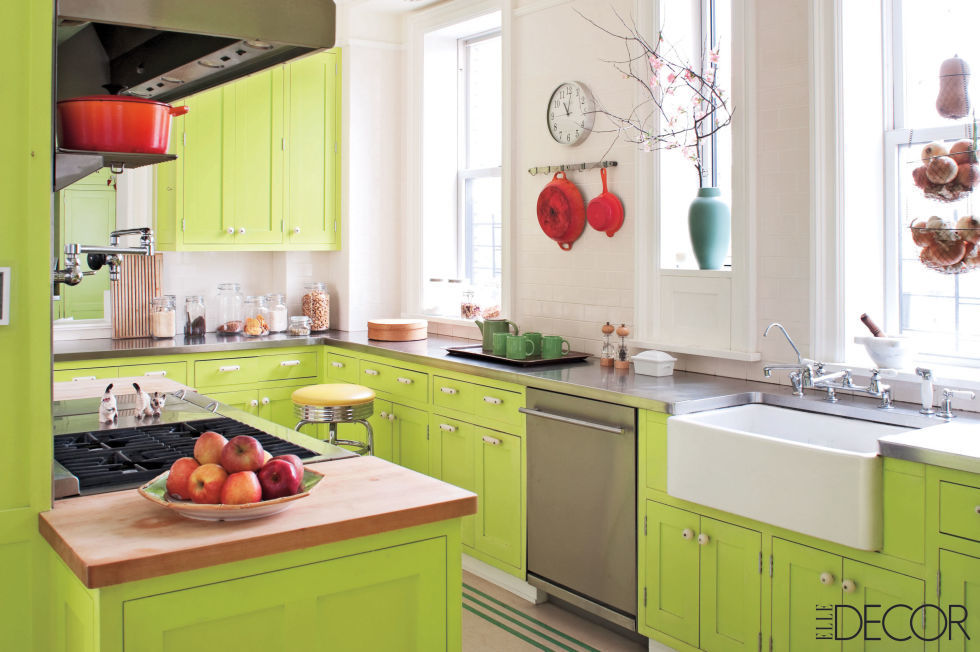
[57,95,190,154]
[586,167,624,237]
[536,171,586,251]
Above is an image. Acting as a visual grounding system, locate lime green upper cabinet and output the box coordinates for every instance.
[772,539,842,651]
[59,185,115,319]
[939,550,980,652]
[285,51,340,246]
[156,50,341,251]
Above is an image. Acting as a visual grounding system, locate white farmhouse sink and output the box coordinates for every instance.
[667,404,913,550]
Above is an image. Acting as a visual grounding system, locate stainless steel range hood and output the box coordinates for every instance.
[56,0,336,102]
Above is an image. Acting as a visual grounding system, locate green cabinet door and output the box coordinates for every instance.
[393,403,430,475]
[332,398,393,459]
[699,517,761,652]
[285,50,339,246]
[205,389,259,415]
[939,550,980,652]
[181,87,229,245]
[224,67,284,245]
[123,536,448,651]
[436,415,477,548]
[644,501,700,647]
[841,560,924,651]
[772,538,842,651]
[257,385,306,431]
[59,186,115,319]
[475,426,522,568]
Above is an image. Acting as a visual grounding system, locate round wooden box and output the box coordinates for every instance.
[367,319,428,342]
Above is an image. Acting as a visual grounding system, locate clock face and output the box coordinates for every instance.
[547,82,595,145]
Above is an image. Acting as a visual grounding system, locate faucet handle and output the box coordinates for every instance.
[915,367,933,380]
[938,388,976,419]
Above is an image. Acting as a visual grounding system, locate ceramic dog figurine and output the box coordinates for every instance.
[133,383,166,418]
[98,384,118,423]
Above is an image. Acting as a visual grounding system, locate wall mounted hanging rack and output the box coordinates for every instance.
[527,160,617,176]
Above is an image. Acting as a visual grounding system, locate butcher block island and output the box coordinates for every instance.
[43,420,476,651]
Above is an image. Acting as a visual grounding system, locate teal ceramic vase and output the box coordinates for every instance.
[688,187,730,270]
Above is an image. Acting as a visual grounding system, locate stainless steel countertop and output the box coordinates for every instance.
[54,330,980,474]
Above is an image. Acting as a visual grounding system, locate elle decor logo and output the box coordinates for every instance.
[815,604,969,642]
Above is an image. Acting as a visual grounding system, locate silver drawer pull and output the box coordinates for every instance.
[72,375,97,382]
[143,370,167,377]
[331,361,345,368]
[280,360,301,367]
[440,387,458,395]
[483,396,502,405]
[518,407,625,434]
[218,365,241,373]
[364,369,379,376]
[397,377,413,385]
[482,434,501,446]
[439,424,457,433]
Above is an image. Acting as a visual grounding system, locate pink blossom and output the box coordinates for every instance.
[683,68,695,82]
[666,72,676,84]
[709,48,720,64]
[650,75,659,88]
[649,55,664,71]
[705,69,715,84]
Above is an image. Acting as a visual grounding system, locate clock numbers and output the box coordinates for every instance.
[547,82,595,146]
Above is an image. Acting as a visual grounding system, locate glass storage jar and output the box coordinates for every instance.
[216,282,244,334]
[243,295,270,336]
[150,295,176,339]
[184,295,207,337]
[288,315,311,336]
[266,293,288,333]
[460,287,480,319]
[302,282,329,331]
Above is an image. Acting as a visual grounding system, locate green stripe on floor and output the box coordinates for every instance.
[464,590,579,652]
[462,603,554,651]
[463,583,602,652]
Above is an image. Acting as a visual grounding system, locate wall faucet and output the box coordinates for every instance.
[53,227,154,287]
[762,323,810,396]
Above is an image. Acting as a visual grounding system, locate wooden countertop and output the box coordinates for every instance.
[40,456,477,589]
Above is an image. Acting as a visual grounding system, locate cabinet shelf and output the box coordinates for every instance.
[55,148,176,191]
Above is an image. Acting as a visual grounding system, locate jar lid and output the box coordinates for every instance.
[304,281,326,289]
[151,296,174,306]
[290,315,311,323]
[185,295,203,301]
[244,295,265,302]
[217,282,241,291]
[266,293,285,302]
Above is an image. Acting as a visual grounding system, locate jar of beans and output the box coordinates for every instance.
[302,282,329,331]
[215,282,244,335]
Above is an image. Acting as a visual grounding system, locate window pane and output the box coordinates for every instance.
[466,35,502,169]
[463,175,502,288]
[900,1,980,128]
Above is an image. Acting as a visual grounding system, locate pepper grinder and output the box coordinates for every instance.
[614,323,630,370]
[600,322,616,367]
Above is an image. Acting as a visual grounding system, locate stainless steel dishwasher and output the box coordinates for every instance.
[521,388,637,631]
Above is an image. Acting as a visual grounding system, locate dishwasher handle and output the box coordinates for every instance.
[519,407,625,434]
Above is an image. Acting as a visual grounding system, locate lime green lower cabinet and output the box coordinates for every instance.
[50,521,462,652]
[841,559,924,652]
[256,385,307,430]
[939,550,980,652]
[772,538,842,651]
[436,415,477,549]
[393,403,432,475]
[475,426,522,571]
[642,502,760,651]
[205,389,260,414]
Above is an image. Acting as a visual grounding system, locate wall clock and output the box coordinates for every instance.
[547,81,595,145]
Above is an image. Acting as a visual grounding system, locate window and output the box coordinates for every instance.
[882,1,980,365]
[419,12,502,319]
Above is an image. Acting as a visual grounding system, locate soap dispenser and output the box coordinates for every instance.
[916,367,935,415]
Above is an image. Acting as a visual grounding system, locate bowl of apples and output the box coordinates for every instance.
[137,431,323,521]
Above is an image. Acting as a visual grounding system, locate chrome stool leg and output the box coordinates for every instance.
[353,419,374,456]
[294,419,313,433]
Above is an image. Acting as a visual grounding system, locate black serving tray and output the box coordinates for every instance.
[445,344,590,367]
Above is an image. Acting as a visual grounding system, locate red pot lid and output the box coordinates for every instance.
[58,95,171,107]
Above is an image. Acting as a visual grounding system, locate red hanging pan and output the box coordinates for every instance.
[536,171,585,251]
[586,167,624,237]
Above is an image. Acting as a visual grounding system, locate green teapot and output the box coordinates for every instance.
[475,318,519,351]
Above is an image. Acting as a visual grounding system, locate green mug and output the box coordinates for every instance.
[492,331,509,356]
[541,335,570,359]
[524,332,543,357]
[506,334,535,360]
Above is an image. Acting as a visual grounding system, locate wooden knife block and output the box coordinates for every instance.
[111,253,163,339]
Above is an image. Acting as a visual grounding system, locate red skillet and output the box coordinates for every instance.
[536,171,585,250]
[586,167,624,237]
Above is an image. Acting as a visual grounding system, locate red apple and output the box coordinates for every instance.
[194,431,228,465]
[187,463,228,504]
[258,459,301,499]
[219,435,265,473]
[165,457,200,500]
[271,454,304,481]
[220,471,262,505]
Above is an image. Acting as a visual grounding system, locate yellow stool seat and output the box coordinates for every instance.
[291,384,376,407]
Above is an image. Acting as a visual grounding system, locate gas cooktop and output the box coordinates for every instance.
[54,417,324,495]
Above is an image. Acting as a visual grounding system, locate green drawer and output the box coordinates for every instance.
[432,375,472,413]
[53,366,119,382]
[118,362,188,385]
[196,352,317,388]
[940,481,980,543]
[326,352,359,383]
[432,375,522,427]
[357,360,428,404]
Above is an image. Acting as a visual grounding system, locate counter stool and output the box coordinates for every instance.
[292,384,375,455]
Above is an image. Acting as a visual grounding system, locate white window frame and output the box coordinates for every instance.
[403,1,508,325]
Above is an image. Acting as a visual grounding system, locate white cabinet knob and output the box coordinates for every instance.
[439,424,457,433]
[388,413,395,421]
[218,365,241,373]
[378,411,388,420]
[482,434,501,446]
[819,572,835,586]
[364,369,379,376]
[483,396,502,405]
[280,360,301,367]
[331,361,344,368]
[238,227,246,235]
[143,370,167,377]
[226,227,235,234]
[975,505,980,515]
[440,387,458,395]
[396,377,413,385]
[72,375,97,381]
[250,399,258,407]
[697,533,710,546]
[293,226,301,234]
[842,579,856,593]
[261,397,270,405]
[681,528,694,541]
